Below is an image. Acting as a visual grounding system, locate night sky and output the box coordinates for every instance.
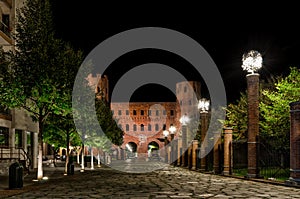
[51,2,300,104]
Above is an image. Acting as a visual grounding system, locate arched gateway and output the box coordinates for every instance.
[87,74,201,160]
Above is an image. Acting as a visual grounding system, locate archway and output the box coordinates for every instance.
[147,141,160,158]
[125,142,137,158]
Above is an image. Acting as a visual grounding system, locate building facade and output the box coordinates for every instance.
[0,0,39,175]
[110,81,201,159]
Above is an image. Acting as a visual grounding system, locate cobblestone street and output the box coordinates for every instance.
[1,160,300,198]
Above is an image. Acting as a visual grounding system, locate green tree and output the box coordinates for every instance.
[95,93,124,146]
[260,67,300,148]
[224,92,248,140]
[0,0,82,179]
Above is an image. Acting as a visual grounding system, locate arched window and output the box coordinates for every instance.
[126,124,129,131]
[141,124,144,131]
[133,124,137,131]
[155,124,159,131]
[148,124,151,131]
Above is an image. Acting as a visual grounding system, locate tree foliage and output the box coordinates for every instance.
[95,93,124,147]
[225,67,300,146]
[224,92,248,140]
[260,67,300,148]
[0,0,83,179]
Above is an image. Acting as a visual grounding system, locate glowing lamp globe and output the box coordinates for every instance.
[179,114,190,126]
[163,130,169,137]
[169,126,176,134]
[198,98,210,113]
[241,50,262,74]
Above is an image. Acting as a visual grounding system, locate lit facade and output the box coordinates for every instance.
[0,0,39,175]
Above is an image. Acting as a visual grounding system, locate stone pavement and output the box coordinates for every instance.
[1,160,300,198]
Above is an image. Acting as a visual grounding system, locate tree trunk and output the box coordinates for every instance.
[37,121,44,180]
[65,129,70,174]
[81,143,85,171]
[91,148,94,170]
[97,148,101,167]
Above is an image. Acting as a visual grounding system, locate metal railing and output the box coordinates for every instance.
[0,21,11,38]
[0,146,31,174]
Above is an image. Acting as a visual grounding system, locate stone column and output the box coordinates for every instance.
[223,127,233,175]
[22,130,27,153]
[287,102,300,185]
[213,135,222,174]
[32,132,38,169]
[200,112,208,171]
[177,139,182,166]
[246,73,260,178]
[191,140,198,170]
[181,125,187,167]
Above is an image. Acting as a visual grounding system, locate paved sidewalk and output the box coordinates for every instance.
[0,161,300,198]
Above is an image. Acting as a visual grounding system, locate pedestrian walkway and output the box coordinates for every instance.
[1,161,300,198]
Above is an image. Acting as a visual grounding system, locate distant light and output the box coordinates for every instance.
[169,126,176,134]
[241,50,262,74]
[126,143,132,152]
[180,114,190,125]
[163,130,169,137]
[42,176,48,180]
[198,98,210,113]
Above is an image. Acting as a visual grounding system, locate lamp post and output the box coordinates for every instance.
[163,130,169,163]
[169,125,176,164]
[198,98,210,171]
[180,114,190,167]
[169,126,176,140]
[242,50,262,178]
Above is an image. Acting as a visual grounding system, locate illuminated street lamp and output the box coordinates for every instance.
[163,130,169,146]
[163,130,169,163]
[180,114,189,167]
[180,114,190,126]
[242,50,262,178]
[198,98,210,171]
[198,98,210,113]
[169,125,176,164]
[169,125,176,141]
[242,50,262,74]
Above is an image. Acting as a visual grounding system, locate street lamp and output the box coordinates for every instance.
[163,130,169,163]
[180,114,189,167]
[198,98,210,171]
[198,98,210,113]
[169,125,176,141]
[242,50,262,178]
[169,125,176,165]
[163,130,169,145]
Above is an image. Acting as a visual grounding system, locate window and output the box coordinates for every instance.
[184,86,187,93]
[148,124,151,131]
[126,124,129,131]
[133,110,137,115]
[141,110,144,115]
[141,124,144,131]
[163,124,166,130]
[15,129,23,148]
[189,100,192,105]
[111,110,114,115]
[118,110,122,115]
[126,110,129,115]
[156,110,159,116]
[180,100,182,105]
[148,110,151,116]
[163,110,166,115]
[0,127,9,147]
[155,124,159,131]
[118,124,122,130]
[170,110,174,116]
[133,124,137,131]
